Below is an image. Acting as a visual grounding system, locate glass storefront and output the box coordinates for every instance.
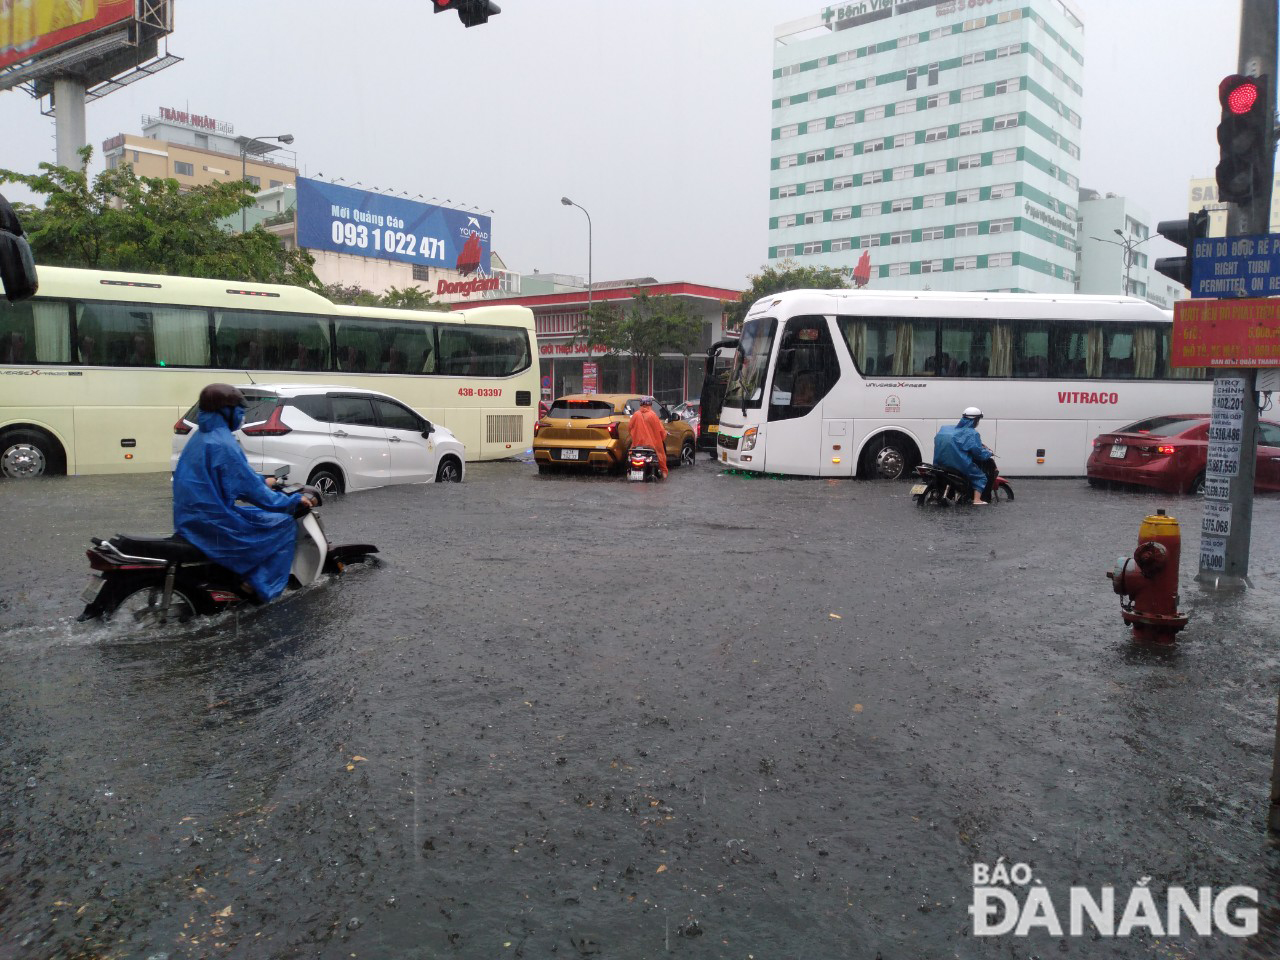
[539,352,706,402]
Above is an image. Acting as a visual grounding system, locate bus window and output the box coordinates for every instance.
[1100,327,1134,379]
[214,309,329,371]
[837,317,897,376]
[724,316,777,410]
[1011,323,1049,377]
[940,319,992,377]
[438,323,531,377]
[768,316,837,421]
[1,299,70,363]
[76,302,160,367]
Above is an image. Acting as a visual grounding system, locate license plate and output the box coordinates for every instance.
[561,449,579,461]
[1110,444,1127,459]
[910,484,926,496]
[629,469,644,480]
[81,577,104,604]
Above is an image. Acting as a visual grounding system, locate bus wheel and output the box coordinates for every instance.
[861,434,915,480]
[307,466,344,497]
[0,429,64,479]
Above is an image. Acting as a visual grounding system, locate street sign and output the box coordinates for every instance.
[1171,298,1280,366]
[1190,233,1280,297]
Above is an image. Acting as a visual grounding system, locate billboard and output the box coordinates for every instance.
[296,178,491,275]
[1,0,134,72]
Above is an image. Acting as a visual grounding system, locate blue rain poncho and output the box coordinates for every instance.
[173,408,303,601]
[933,415,992,492]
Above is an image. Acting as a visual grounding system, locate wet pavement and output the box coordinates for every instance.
[2,460,1280,959]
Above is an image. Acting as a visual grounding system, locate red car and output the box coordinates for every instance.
[1086,414,1280,495]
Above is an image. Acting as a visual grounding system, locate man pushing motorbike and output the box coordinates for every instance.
[172,383,317,602]
[932,406,994,505]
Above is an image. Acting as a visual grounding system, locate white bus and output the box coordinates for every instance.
[714,288,1212,479]
[0,266,537,477]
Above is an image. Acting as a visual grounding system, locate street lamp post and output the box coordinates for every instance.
[241,133,294,233]
[560,196,592,322]
[1090,228,1151,296]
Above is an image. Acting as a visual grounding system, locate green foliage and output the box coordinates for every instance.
[723,261,848,331]
[321,282,447,311]
[0,147,318,289]
[575,291,704,366]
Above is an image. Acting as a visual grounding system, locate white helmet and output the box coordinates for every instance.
[963,406,983,420]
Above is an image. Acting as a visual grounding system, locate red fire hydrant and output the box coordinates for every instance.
[1106,509,1189,644]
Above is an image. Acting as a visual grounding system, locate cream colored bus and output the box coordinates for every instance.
[0,266,537,477]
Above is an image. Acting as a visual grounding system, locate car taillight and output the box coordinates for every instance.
[533,421,542,437]
[241,407,291,437]
[599,422,619,438]
[173,418,192,436]
[1156,444,1176,455]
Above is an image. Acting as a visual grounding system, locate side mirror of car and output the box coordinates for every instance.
[421,420,434,438]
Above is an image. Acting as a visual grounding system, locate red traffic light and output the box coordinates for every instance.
[1221,75,1261,114]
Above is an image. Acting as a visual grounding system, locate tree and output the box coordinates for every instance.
[0,148,318,288]
[723,261,848,331]
[322,281,448,311]
[575,291,704,391]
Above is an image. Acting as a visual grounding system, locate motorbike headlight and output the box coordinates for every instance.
[742,426,759,451]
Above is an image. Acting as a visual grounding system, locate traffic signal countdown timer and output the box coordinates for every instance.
[1155,209,1211,289]
[431,0,500,27]
[1216,74,1272,206]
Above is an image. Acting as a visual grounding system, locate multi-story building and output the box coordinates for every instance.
[769,0,1083,293]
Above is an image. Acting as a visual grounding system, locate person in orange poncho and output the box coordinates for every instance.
[627,397,669,478]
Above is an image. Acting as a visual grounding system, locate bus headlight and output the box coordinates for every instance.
[742,426,759,451]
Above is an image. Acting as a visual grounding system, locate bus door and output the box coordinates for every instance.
[698,339,738,452]
[764,316,841,476]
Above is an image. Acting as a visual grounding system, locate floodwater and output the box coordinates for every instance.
[2,461,1280,959]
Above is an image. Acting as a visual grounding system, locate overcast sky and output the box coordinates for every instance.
[0,1,1245,290]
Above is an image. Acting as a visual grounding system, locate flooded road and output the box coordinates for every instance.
[3,461,1280,958]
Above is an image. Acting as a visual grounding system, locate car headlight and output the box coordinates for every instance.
[742,426,758,451]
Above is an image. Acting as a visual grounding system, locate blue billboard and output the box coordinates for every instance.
[295,178,491,274]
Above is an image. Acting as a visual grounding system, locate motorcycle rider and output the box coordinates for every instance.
[933,406,994,505]
[627,396,669,478]
[172,383,317,602]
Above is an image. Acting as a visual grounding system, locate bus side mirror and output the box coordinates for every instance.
[0,193,38,303]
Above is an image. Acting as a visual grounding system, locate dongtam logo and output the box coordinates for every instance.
[969,859,1258,938]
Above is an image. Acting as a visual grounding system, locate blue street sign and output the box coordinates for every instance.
[1191,233,1280,298]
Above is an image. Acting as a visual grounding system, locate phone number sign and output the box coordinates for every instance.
[1172,297,1280,367]
[296,178,490,271]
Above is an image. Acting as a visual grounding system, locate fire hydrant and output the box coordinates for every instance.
[1106,509,1189,643]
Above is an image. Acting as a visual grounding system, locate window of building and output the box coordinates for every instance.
[834,143,855,159]
[993,113,1019,130]
[989,218,1015,234]
[923,160,946,176]
[921,226,945,241]
[269,180,284,189]
[831,238,853,252]
[929,63,940,85]
[806,179,825,194]
[988,252,1013,267]
[778,214,797,228]
[865,105,886,121]
[963,17,984,31]
[246,175,261,188]
[778,184,798,198]
[891,197,913,212]
[923,193,946,208]
[924,126,948,142]
[961,84,984,101]
[894,164,914,180]
[804,210,822,224]
[962,51,986,65]
[896,99,917,115]
[780,154,799,168]
[997,9,1022,22]
[864,138,885,153]
[955,222,980,237]
[863,170,885,185]
[992,148,1017,164]
[989,182,1016,199]
[806,150,825,164]
[899,33,919,47]
[957,154,982,170]
[837,50,855,62]
[860,204,882,218]
[860,235,882,248]
[780,63,802,76]
[780,123,799,138]
[890,231,912,245]
[996,43,1020,58]
[954,255,977,270]
[959,119,983,136]
[925,94,943,109]
[906,67,918,91]
[834,110,857,126]
[888,262,912,276]
[803,241,823,255]
[832,206,853,221]
[777,245,794,258]
[993,78,1022,94]
[865,75,877,89]
[836,81,857,95]
[921,259,943,273]
[174,160,194,176]
[833,175,854,190]
[412,263,431,282]
[955,188,980,204]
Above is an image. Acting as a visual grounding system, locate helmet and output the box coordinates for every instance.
[198,383,246,412]
[963,406,983,422]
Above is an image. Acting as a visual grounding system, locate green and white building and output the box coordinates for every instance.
[769,0,1083,293]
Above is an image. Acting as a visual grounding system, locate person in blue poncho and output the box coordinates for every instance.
[933,406,994,505]
[173,384,317,602]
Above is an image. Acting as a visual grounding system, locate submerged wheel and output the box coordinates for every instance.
[861,434,916,480]
[679,439,696,467]
[106,582,198,626]
[1,429,64,479]
[308,466,344,497]
[991,483,1015,502]
[436,456,463,483]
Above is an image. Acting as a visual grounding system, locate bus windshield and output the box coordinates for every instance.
[723,317,776,411]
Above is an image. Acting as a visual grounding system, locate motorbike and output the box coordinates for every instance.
[627,446,663,482]
[911,457,1014,507]
[77,474,378,625]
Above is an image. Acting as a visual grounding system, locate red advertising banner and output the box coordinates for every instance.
[582,362,598,394]
[1,0,134,72]
[1172,298,1280,368]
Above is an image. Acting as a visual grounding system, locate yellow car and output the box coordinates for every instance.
[533,394,697,474]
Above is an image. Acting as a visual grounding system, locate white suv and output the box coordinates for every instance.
[171,384,465,494]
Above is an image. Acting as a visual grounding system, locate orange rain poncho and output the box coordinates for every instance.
[627,403,668,477]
